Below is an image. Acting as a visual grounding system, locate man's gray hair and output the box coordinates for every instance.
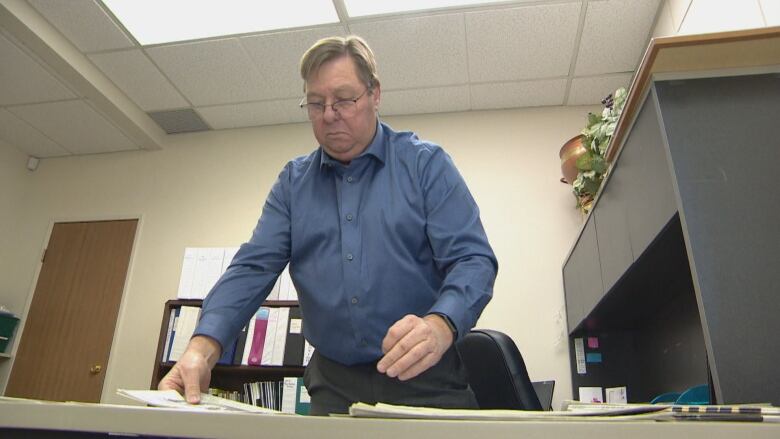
[299,35,379,92]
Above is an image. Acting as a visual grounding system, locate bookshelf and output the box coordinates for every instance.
[150,299,305,391]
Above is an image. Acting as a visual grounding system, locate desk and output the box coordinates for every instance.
[562,26,780,404]
[1,399,778,439]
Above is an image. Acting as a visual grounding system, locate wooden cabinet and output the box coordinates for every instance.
[562,29,780,405]
[150,299,305,392]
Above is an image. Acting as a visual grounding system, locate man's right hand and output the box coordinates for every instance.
[158,335,221,404]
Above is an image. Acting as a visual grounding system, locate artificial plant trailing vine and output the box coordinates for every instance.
[572,87,627,213]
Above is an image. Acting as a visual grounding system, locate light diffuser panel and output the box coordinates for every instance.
[102,0,339,45]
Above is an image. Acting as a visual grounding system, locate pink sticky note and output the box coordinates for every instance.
[587,337,599,349]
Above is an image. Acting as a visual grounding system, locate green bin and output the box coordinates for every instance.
[0,315,20,353]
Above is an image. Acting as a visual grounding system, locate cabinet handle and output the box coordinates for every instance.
[90,365,102,374]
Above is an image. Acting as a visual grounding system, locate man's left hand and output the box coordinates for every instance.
[376,314,454,381]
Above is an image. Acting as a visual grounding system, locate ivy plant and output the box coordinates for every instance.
[572,87,627,212]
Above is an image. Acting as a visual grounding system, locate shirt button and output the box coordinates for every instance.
[351,297,359,304]
[346,253,354,261]
[346,176,354,183]
[346,214,353,221]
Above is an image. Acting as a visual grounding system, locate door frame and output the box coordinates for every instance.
[6,213,144,402]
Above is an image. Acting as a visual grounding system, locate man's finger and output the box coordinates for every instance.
[397,351,438,381]
[378,321,431,374]
[180,365,202,404]
[381,315,418,354]
[384,338,432,378]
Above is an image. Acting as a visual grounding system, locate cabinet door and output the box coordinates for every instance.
[621,93,678,260]
[563,215,604,332]
[594,161,633,294]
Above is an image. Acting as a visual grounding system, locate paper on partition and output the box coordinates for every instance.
[201,248,225,297]
[176,248,197,298]
[116,389,288,414]
[574,338,586,374]
[606,387,628,404]
[221,247,240,274]
[303,340,315,366]
[579,387,604,403]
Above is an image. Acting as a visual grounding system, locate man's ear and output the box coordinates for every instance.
[371,81,381,112]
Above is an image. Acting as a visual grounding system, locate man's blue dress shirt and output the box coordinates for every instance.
[195,121,497,365]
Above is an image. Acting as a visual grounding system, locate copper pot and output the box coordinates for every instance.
[559,135,586,184]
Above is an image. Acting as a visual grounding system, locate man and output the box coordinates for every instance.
[159,35,497,415]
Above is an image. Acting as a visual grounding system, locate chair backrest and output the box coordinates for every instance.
[456,329,543,411]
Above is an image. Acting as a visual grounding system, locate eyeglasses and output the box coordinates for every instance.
[299,88,371,121]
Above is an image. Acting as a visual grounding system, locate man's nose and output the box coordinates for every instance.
[321,105,340,123]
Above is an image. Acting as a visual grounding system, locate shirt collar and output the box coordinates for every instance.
[319,120,386,169]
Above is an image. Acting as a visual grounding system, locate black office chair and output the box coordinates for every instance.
[457,329,543,411]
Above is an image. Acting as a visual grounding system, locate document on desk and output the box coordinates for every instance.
[348,401,671,421]
[117,389,289,415]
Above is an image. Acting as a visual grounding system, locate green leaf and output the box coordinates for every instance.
[587,113,600,127]
[582,176,602,195]
[591,155,608,173]
[576,151,595,171]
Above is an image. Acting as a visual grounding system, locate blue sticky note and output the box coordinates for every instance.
[586,352,602,363]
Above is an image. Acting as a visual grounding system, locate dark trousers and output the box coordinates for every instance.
[303,346,478,416]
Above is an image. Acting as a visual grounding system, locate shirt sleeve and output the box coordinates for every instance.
[417,146,498,341]
[193,164,292,352]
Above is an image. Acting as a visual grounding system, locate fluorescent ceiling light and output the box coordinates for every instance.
[102,0,339,45]
[344,0,510,17]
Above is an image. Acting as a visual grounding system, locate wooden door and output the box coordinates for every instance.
[6,220,137,402]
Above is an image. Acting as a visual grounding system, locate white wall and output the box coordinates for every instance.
[654,0,779,38]
[0,105,592,409]
[0,140,38,391]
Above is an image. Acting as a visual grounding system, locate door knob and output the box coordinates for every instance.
[90,365,102,374]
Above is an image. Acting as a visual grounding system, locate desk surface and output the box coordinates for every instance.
[0,399,778,439]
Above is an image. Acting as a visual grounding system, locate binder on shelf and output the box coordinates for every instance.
[248,307,271,366]
[283,307,304,366]
[161,307,178,362]
[271,307,290,366]
[260,308,279,366]
[169,306,200,362]
[233,325,249,365]
[241,313,257,366]
[281,377,310,415]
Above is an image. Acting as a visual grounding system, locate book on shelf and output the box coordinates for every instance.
[168,306,200,362]
[232,324,248,365]
[248,307,270,366]
[283,307,304,366]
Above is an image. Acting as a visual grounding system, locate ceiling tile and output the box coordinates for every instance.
[240,27,346,100]
[0,108,70,157]
[0,33,75,105]
[567,73,633,105]
[7,100,137,154]
[88,49,189,111]
[380,85,470,116]
[197,98,308,130]
[762,0,780,26]
[147,39,268,106]
[465,2,582,82]
[350,14,468,90]
[679,0,764,35]
[652,0,676,38]
[574,0,662,76]
[470,78,567,110]
[28,0,135,52]
[668,0,692,32]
